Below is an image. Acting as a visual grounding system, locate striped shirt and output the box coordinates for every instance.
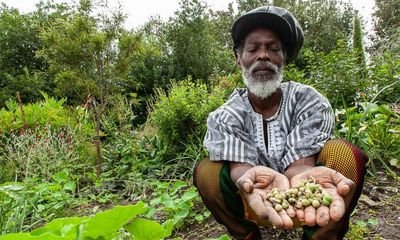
[203,81,334,173]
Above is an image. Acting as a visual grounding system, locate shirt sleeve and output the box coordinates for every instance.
[203,108,258,166]
[281,87,335,169]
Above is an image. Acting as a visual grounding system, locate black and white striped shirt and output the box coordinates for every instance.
[204,81,334,172]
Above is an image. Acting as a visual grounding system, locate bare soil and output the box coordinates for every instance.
[174,171,400,240]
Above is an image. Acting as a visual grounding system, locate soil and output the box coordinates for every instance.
[174,170,400,240]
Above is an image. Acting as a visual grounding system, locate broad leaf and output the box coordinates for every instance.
[80,202,148,239]
[125,218,171,240]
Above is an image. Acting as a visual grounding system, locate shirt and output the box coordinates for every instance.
[203,81,334,173]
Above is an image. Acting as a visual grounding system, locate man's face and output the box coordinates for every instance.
[236,28,285,99]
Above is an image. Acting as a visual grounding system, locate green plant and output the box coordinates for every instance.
[345,219,380,240]
[0,92,93,134]
[148,79,225,156]
[0,202,174,240]
[147,180,210,229]
[0,173,78,234]
[335,102,400,176]
[0,126,90,182]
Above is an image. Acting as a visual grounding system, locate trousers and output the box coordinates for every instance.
[194,139,367,240]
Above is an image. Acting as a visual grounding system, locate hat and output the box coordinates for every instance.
[231,6,304,63]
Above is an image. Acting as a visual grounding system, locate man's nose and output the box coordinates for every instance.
[257,49,270,61]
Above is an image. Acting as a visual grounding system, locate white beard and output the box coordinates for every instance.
[242,62,283,99]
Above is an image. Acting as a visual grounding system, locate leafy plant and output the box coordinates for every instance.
[0,174,78,234]
[148,79,225,156]
[345,219,381,240]
[147,180,210,229]
[335,102,400,176]
[0,126,90,182]
[0,202,173,240]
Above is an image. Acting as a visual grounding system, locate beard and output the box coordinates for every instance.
[242,61,283,99]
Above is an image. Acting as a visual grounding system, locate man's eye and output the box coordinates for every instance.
[270,48,281,52]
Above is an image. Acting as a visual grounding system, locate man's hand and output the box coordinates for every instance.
[290,166,354,226]
[236,166,295,228]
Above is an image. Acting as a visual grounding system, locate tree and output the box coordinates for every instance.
[372,0,400,45]
[0,5,48,105]
[37,0,141,176]
[165,0,215,82]
[352,13,367,78]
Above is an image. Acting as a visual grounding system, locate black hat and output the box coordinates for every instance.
[231,6,304,63]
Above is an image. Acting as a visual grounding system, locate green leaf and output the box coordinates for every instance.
[0,232,65,240]
[171,181,187,195]
[31,217,84,237]
[181,189,198,201]
[368,218,379,225]
[63,181,76,192]
[0,182,24,199]
[80,202,148,239]
[125,218,170,240]
[52,171,69,183]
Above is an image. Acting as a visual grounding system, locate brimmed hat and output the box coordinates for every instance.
[231,6,304,63]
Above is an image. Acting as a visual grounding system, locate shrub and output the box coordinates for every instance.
[147,79,225,156]
[335,102,400,176]
[0,126,89,182]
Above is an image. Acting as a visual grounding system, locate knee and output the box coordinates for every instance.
[193,158,223,200]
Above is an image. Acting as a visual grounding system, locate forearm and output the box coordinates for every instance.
[284,155,316,180]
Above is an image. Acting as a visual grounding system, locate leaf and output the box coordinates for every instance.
[171,181,187,195]
[63,181,76,192]
[389,158,400,168]
[52,171,69,184]
[0,182,24,199]
[31,217,84,237]
[181,189,198,201]
[368,218,379,225]
[80,202,148,239]
[0,232,65,240]
[125,218,170,240]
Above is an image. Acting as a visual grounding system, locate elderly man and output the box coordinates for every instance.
[194,6,367,240]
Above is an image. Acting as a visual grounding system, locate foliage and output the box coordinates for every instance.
[335,102,400,176]
[0,201,174,240]
[0,6,49,105]
[37,0,140,105]
[270,0,355,58]
[147,180,210,228]
[372,0,400,48]
[0,126,93,182]
[345,219,380,240]
[148,79,225,155]
[369,52,400,104]
[165,0,215,82]
[0,92,93,134]
[0,175,78,234]
[352,13,366,77]
[285,41,367,107]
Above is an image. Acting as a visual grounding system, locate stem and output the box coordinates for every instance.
[16,92,27,134]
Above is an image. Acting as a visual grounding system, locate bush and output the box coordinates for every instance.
[335,102,400,176]
[0,126,90,182]
[147,79,225,156]
[0,92,94,136]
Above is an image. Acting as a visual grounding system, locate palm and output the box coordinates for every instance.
[290,166,354,226]
[237,166,294,228]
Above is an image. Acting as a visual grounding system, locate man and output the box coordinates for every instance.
[194,6,367,240]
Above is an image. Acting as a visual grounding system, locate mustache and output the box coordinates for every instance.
[249,61,280,75]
